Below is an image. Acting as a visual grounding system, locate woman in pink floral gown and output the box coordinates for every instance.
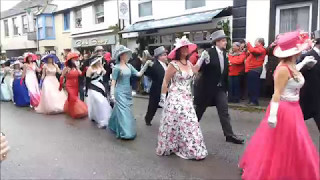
[156,36,209,160]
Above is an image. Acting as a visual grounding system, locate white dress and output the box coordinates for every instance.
[87,70,112,128]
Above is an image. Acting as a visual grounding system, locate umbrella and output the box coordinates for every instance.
[41,54,59,64]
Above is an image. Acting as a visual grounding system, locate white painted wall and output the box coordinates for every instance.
[130,0,233,24]
[70,0,118,35]
[246,0,270,45]
[0,14,37,51]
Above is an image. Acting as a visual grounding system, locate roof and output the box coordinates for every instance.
[120,7,232,33]
[1,0,51,19]
[53,0,96,13]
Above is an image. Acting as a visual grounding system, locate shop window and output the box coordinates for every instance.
[94,3,104,24]
[64,11,70,30]
[276,2,312,35]
[185,0,205,10]
[75,9,82,28]
[12,17,19,35]
[22,15,28,34]
[4,20,9,37]
[139,0,152,17]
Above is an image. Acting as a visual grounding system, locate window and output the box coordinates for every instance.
[139,1,152,17]
[94,3,104,24]
[12,17,19,35]
[45,16,54,37]
[276,3,312,35]
[185,0,205,9]
[22,15,28,33]
[74,9,82,28]
[64,11,70,30]
[4,20,9,36]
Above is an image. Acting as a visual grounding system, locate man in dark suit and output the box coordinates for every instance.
[299,30,320,132]
[194,30,244,144]
[144,46,167,126]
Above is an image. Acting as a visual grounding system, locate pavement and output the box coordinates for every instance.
[1,98,319,179]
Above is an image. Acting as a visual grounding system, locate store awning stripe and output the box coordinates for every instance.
[120,8,224,33]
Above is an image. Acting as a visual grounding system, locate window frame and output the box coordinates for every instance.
[12,17,19,36]
[22,15,28,34]
[94,3,104,24]
[185,0,206,10]
[63,11,70,31]
[275,2,313,36]
[74,8,82,28]
[138,0,153,18]
[37,14,55,40]
[4,19,9,37]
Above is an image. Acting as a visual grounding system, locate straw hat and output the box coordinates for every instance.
[273,30,312,58]
[113,45,132,63]
[168,36,197,60]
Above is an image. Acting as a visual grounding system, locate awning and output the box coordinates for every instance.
[120,7,231,33]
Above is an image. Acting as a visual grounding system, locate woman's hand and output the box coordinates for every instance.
[0,133,9,162]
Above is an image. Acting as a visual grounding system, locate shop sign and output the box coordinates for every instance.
[73,35,116,47]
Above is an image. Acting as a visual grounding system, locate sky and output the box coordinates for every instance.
[1,0,21,12]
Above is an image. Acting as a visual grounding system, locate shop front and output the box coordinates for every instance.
[72,34,117,56]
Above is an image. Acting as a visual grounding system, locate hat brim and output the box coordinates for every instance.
[90,58,101,66]
[168,44,197,60]
[273,41,310,58]
[115,49,132,63]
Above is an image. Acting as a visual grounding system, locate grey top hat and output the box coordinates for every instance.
[210,30,228,42]
[94,46,104,52]
[113,45,132,63]
[154,46,166,57]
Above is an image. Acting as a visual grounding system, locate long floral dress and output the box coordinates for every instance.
[156,61,208,160]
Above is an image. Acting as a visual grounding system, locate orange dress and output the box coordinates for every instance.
[64,69,88,118]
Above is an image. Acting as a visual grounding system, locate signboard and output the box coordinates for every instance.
[118,0,130,20]
[73,34,116,47]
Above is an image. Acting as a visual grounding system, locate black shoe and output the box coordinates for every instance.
[145,119,152,126]
[226,135,244,144]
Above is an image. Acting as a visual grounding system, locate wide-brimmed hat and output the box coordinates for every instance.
[94,46,104,52]
[11,60,22,67]
[0,60,6,65]
[90,56,103,66]
[273,30,312,58]
[154,46,166,57]
[113,45,132,63]
[24,53,37,62]
[17,56,24,60]
[65,52,79,65]
[42,54,59,64]
[168,36,197,60]
[210,30,228,42]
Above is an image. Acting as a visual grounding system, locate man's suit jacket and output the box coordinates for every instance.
[145,60,165,102]
[299,49,320,120]
[194,47,229,106]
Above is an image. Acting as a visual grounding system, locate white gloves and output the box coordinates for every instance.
[110,85,115,102]
[137,60,153,77]
[159,93,166,108]
[196,50,210,67]
[296,56,317,71]
[268,102,279,128]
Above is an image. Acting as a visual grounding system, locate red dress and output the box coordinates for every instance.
[64,69,88,118]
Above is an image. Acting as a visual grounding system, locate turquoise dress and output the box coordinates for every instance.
[108,64,139,140]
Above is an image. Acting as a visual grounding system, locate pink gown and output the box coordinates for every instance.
[239,65,319,180]
[25,63,40,107]
[35,66,67,114]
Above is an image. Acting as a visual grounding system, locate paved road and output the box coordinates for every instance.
[1,98,319,179]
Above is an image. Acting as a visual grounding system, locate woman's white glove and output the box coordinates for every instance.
[137,60,153,76]
[110,85,115,103]
[268,102,279,128]
[196,50,210,67]
[158,93,166,108]
[296,56,317,71]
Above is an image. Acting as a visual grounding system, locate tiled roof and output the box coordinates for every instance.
[0,0,52,19]
[53,0,97,13]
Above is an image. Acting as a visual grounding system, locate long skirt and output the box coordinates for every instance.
[239,101,319,180]
[25,72,40,107]
[64,85,88,119]
[13,78,30,106]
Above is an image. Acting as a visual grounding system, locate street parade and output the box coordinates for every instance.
[1,0,320,179]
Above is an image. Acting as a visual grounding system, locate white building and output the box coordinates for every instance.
[0,0,45,58]
[121,0,233,53]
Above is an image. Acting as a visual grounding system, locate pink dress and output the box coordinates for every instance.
[239,65,319,180]
[35,66,67,114]
[25,63,40,107]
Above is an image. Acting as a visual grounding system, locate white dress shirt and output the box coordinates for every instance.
[216,46,224,74]
[159,60,167,71]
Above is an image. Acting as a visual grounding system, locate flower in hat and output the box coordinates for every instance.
[168,36,197,60]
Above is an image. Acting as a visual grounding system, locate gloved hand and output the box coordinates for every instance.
[39,79,43,89]
[146,60,154,67]
[268,102,279,128]
[196,50,210,67]
[20,78,24,86]
[110,85,115,103]
[59,76,63,91]
[296,56,317,71]
[158,93,166,108]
